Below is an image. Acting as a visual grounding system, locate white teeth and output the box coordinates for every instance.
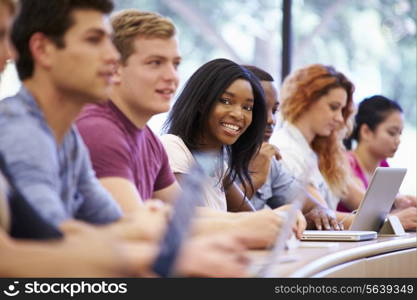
[157,89,173,94]
[222,123,240,131]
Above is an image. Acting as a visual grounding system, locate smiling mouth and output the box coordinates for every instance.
[221,122,242,135]
[156,88,175,98]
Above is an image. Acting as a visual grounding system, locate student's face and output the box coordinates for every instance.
[303,87,347,138]
[202,79,254,150]
[261,81,278,142]
[116,36,181,118]
[365,111,404,159]
[0,4,13,73]
[48,9,119,102]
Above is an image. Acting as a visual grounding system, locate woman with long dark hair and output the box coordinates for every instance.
[341,95,416,230]
[161,58,306,241]
[162,58,267,211]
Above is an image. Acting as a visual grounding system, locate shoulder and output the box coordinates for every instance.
[160,134,194,173]
[160,134,189,152]
[0,111,55,157]
[77,108,129,151]
[77,103,124,134]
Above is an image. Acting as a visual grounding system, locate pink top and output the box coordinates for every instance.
[337,152,389,212]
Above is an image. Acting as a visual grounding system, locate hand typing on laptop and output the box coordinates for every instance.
[304,205,341,230]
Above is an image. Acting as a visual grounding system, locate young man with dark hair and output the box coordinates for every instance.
[1,0,125,228]
[243,65,340,231]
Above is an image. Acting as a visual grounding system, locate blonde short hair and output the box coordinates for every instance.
[111,9,176,64]
[0,0,17,15]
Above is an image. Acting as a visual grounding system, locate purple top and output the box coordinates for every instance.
[337,151,389,212]
[77,101,175,200]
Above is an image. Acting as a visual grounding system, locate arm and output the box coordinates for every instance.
[240,142,281,198]
[225,182,255,212]
[99,177,143,213]
[152,181,181,205]
[338,176,366,211]
[0,225,157,277]
[302,184,342,230]
[0,122,70,227]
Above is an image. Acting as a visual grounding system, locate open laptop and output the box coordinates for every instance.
[152,153,216,277]
[301,167,407,242]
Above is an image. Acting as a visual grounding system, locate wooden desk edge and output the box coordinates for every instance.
[289,236,417,277]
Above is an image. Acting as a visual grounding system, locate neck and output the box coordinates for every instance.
[293,118,315,145]
[23,78,84,145]
[111,89,150,129]
[353,144,381,175]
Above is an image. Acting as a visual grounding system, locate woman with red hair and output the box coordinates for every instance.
[275,64,358,229]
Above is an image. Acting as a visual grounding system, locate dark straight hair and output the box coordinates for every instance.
[344,95,403,150]
[242,65,274,82]
[164,58,267,195]
[11,0,114,80]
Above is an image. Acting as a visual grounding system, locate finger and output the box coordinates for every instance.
[313,216,322,230]
[330,217,340,230]
[320,212,331,230]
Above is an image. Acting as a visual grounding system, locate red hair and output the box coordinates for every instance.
[280,64,355,196]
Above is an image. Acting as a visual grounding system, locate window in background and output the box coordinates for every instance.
[288,0,416,194]
[113,0,283,134]
[1,0,415,194]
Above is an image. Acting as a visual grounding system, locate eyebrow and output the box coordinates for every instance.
[145,55,182,61]
[223,91,254,103]
[84,28,108,36]
[387,126,402,130]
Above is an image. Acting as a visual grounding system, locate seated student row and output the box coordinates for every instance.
[1,0,415,277]
[0,0,253,277]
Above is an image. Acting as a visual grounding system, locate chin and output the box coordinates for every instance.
[152,105,170,115]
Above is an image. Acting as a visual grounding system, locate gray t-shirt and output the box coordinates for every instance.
[0,87,122,226]
[250,158,297,210]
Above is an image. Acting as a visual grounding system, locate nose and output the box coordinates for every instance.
[394,135,401,147]
[0,40,13,72]
[229,105,244,120]
[162,63,179,85]
[267,110,277,127]
[335,110,344,124]
[104,39,120,65]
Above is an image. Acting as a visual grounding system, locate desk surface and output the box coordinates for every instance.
[249,232,416,277]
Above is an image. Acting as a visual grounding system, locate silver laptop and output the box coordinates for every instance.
[301,230,376,241]
[349,167,407,231]
[302,167,406,241]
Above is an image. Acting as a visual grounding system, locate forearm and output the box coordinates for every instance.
[225,183,255,212]
[239,173,267,199]
[302,184,328,213]
[192,217,235,236]
[341,179,365,211]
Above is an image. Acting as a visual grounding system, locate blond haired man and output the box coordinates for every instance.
[77,10,181,211]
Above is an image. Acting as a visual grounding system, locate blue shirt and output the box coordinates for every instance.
[250,158,297,210]
[0,87,123,226]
